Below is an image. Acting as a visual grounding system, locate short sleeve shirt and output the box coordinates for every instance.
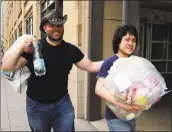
[97,55,119,120]
[20,39,84,104]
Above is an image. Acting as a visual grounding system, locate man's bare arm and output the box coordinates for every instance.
[75,56,103,72]
[1,34,36,71]
[2,47,26,71]
[15,57,28,70]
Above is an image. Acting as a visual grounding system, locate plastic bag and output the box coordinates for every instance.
[1,35,32,94]
[104,55,170,121]
[2,67,30,94]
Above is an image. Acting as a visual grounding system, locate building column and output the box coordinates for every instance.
[87,1,104,121]
[122,0,140,54]
[21,1,25,34]
[33,1,41,38]
[122,1,140,31]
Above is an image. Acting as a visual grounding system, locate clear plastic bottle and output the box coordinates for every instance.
[32,40,46,76]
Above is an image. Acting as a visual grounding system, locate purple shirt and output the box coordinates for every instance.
[97,55,119,120]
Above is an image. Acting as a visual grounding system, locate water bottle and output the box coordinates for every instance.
[32,40,46,76]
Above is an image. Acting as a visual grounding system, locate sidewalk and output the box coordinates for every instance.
[1,75,107,131]
[1,75,171,131]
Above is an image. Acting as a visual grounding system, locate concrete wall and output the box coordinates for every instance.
[1,1,4,59]
[3,1,41,50]
[140,8,172,22]
[103,1,122,59]
[80,1,90,120]
[63,1,90,118]
[1,2,4,38]
[122,1,141,55]
[122,1,140,32]
[101,1,122,117]
[1,1,4,37]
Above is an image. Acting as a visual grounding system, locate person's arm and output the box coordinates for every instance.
[70,45,103,72]
[75,56,103,72]
[1,34,37,71]
[2,47,27,71]
[95,78,143,113]
[95,56,143,113]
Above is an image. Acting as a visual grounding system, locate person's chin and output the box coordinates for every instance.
[126,49,134,54]
[51,35,59,39]
[53,37,60,40]
[53,34,60,38]
[128,52,133,55]
[48,36,61,41]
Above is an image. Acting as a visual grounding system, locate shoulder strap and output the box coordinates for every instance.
[37,39,44,57]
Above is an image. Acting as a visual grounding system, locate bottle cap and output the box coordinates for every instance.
[33,35,36,38]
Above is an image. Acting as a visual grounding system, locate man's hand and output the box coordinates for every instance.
[2,34,37,71]
[12,34,37,51]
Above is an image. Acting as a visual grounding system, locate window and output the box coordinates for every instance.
[40,0,55,38]
[14,30,17,41]
[41,0,55,17]
[18,23,22,36]
[41,0,55,14]
[9,37,13,47]
[148,23,172,73]
[26,15,33,35]
[12,35,14,44]
[1,43,4,57]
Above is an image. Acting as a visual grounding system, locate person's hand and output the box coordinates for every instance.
[115,101,144,113]
[12,34,37,51]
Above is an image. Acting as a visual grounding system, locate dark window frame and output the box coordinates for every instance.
[26,15,33,35]
[147,23,172,73]
[18,22,22,36]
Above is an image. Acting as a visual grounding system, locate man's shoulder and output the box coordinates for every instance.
[62,40,80,51]
[63,40,76,47]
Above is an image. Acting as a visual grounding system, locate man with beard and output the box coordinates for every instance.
[2,9,103,132]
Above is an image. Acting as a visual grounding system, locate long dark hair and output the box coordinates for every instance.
[112,25,138,54]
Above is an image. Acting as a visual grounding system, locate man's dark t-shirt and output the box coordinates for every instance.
[97,55,119,120]
[21,39,84,104]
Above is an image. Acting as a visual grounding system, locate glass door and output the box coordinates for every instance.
[147,22,172,74]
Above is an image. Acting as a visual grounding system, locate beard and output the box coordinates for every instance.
[46,31,64,42]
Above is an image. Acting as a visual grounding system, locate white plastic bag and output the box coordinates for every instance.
[1,34,32,94]
[2,67,30,94]
[104,55,170,121]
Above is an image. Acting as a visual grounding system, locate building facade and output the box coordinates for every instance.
[2,0,172,121]
[1,1,5,58]
[2,0,91,120]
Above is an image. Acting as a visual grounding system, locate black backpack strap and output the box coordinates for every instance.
[36,39,44,57]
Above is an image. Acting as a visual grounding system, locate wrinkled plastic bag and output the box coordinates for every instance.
[2,67,30,94]
[104,55,170,121]
[1,35,31,94]
[8,34,33,53]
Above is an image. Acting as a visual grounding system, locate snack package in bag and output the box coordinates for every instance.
[104,55,170,121]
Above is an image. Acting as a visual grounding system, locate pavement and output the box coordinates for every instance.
[1,75,171,131]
